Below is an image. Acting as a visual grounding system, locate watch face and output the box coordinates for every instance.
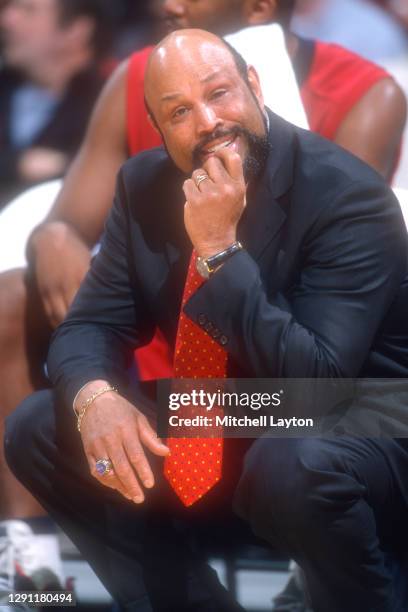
[196,257,210,279]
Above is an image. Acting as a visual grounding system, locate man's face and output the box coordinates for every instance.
[162,0,245,36]
[0,0,64,70]
[145,32,268,176]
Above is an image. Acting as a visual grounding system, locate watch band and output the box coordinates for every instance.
[205,241,243,271]
[196,241,243,278]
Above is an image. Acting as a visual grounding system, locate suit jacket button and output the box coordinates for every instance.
[198,314,207,326]
[220,335,228,346]
[212,328,221,339]
[204,321,214,332]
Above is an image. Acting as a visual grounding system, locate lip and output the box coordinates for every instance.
[200,135,240,161]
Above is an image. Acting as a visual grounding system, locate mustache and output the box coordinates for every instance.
[192,124,270,182]
[192,127,243,167]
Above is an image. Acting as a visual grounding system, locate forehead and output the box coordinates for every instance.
[146,40,238,104]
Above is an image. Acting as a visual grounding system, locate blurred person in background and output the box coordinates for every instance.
[112,0,163,59]
[292,0,408,191]
[0,0,115,208]
[0,0,406,604]
[0,0,120,597]
[292,0,408,64]
[359,0,408,30]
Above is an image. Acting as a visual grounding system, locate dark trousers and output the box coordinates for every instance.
[4,390,408,612]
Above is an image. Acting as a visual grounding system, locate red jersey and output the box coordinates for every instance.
[126,40,392,381]
[298,40,389,140]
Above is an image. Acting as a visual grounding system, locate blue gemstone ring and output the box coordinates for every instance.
[95,458,113,476]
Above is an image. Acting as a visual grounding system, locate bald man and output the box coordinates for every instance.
[5,29,408,612]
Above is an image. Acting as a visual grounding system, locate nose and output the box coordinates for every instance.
[195,104,222,138]
[162,0,185,17]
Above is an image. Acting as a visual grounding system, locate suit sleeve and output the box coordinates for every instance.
[47,168,155,407]
[184,181,407,378]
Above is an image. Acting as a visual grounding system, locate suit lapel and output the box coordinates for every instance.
[239,111,296,262]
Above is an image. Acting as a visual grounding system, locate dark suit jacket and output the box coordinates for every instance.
[48,111,408,407]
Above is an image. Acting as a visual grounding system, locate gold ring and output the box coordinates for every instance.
[195,173,209,188]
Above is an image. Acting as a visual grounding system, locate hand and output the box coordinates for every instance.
[30,221,91,327]
[18,147,68,183]
[79,386,169,503]
[183,148,246,259]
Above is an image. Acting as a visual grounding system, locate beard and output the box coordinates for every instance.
[192,124,270,183]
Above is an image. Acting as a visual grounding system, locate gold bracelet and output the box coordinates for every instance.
[76,385,117,432]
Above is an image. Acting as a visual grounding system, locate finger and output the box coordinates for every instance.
[191,169,212,192]
[137,413,170,457]
[95,470,128,496]
[183,178,198,203]
[104,439,145,503]
[210,148,244,182]
[123,432,155,489]
[203,155,229,184]
[98,473,133,501]
[84,445,133,499]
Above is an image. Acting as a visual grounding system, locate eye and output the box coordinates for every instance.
[172,106,188,120]
[210,89,227,100]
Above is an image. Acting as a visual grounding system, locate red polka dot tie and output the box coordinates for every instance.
[164,251,226,506]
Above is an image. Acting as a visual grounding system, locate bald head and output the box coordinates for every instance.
[145,29,247,108]
[144,29,268,175]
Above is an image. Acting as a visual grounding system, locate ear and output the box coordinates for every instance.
[147,112,161,135]
[247,64,264,109]
[243,0,278,26]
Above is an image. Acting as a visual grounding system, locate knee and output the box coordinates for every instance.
[234,437,348,533]
[4,389,55,479]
